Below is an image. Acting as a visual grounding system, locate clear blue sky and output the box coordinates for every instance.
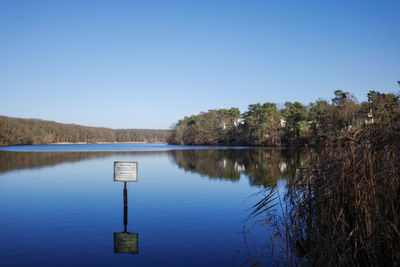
[1,0,399,129]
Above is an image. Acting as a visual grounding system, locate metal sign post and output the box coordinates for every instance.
[113,161,139,254]
[124,181,128,232]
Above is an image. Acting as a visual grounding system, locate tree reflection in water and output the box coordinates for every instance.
[0,150,167,174]
[0,149,305,186]
[170,148,305,188]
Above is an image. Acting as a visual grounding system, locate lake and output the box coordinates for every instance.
[0,144,304,266]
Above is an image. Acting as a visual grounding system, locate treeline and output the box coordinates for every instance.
[168,89,400,146]
[0,116,170,146]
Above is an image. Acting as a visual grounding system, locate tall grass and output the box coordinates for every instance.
[286,127,400,265]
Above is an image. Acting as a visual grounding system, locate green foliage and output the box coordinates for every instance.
[243,102,281,146]
[308,99,330,135]
[281,102,307,138]
[367,90,400,126]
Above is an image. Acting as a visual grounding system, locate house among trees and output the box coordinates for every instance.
[234,118,245,127]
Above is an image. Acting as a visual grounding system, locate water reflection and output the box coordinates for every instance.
[0,149,305,188]
[170,149,305,187]
[0,147,305,265]
[0,151,166,174]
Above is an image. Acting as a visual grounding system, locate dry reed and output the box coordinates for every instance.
[286,127,400,266]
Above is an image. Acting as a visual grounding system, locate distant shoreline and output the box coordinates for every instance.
[0,115,171,147]
[54,141,167,145]
[0,142,168,147]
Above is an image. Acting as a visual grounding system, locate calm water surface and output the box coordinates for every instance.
[0,144,304,266]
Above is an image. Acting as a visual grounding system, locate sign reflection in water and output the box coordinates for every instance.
[113,161,139,254]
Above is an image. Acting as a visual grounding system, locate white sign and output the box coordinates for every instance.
[114,161,138,182]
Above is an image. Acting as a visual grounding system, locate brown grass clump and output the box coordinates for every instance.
[287,127,400,266]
